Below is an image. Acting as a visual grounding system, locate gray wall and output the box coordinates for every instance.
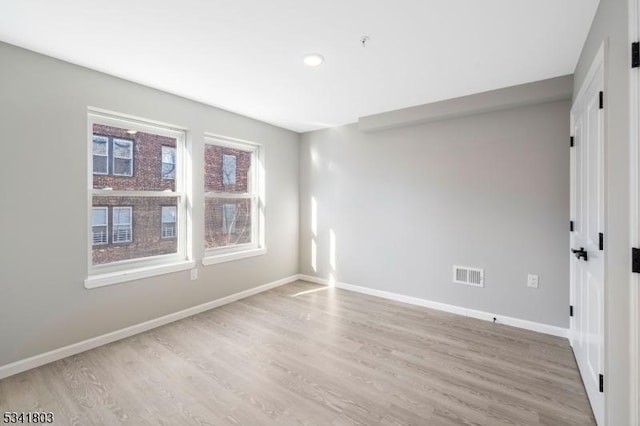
[300,99,570,328]
[573,0,632,424]
[0,42,299,367]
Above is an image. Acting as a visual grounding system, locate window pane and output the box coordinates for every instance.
[92,226,108,245]
[204,144,252,193]
[93,136,109,175]
[92,124,176,191]
[113,139,132,158]
[93,156,108,175]
[222,154,237,185]
[113,158,133,176]
[161,206,177,239]
[92,196,179,265]
[161,146,176,180]
[92,207,107,226]
[93,136,108,155]
[113,207,132,243]
[205,198,252,249]
[161,206,176,223]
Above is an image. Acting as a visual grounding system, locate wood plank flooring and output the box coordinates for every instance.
[0,280,595,425]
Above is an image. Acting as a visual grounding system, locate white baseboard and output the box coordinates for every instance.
[0,275,299,380]
[297,274,568,338]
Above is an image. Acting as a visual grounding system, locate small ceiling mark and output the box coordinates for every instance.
[360,36,370,48]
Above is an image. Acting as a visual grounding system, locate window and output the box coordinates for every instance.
[92,207,108,245]
[113,139,133,176]
[222,154,237,185]
[87,111,191,288]
[93,136,109,175]
[204,135,264,264]
[112,206,132,243]
[161,146,176,180]
[222,204,236,234]
[161,206,177,238]
[92,135,133,177]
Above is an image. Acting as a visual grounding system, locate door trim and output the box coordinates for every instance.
[630,0,640,423]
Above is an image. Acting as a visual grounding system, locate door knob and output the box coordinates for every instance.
[572,247,588,261]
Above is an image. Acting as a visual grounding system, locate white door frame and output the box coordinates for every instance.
[630,0,640,423]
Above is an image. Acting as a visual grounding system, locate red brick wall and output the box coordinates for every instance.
[204,144,251,193]
[92,196,178,265]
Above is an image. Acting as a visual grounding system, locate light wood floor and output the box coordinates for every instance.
[0,281,595,425]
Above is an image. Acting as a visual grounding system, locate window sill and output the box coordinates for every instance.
[202,247,266,266]
[85,260,195,289]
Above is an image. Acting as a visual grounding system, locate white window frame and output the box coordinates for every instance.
[86,109,193,289]
[112,206,133,243]
[161,205,177,239]
[92,207,109,245]
[203,134,265,265]
[92,135,109,176]
[161,145,176,180]
[112,138,133,177]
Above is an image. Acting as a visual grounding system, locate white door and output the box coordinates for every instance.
[570,48,605,425]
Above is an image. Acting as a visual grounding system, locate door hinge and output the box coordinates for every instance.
[570,136,574,147]
[599,233,604,250]
[633,42,640,68]
[633,248,640,273]
[599,374,604,392]
[570,221,574,232]
[599,91,604,109]
[570,305,574,317]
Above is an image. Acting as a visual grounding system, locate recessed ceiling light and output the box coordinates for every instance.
[303,54,324,67]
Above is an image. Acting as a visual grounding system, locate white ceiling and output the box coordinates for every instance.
[0,0,599,133]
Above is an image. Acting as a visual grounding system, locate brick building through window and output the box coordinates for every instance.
[91,124,254,265]
[204,143,253,249]
[91,124,179,265]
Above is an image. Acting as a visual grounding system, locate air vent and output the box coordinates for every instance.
[453,265,484,287]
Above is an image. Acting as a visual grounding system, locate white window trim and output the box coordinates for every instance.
[87,108,192,289]
[85,260,196,289]
[202,247,266,266]
[203,134,265,265]
[112,138,133,177]
[92,135,109,176]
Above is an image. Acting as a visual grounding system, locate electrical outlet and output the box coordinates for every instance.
[190,268,198,280]
[527,274,539,288]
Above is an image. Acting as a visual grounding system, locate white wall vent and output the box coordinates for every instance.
[453,265,484,287]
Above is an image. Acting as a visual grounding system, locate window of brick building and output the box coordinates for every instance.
[112,206,133,243]
[113,139,133,176]
[222,154,237,185]
[203,135,264,265]
[222,204,236,234]
[92,136,109,175]
[86,110,192,288]
[92,207,108,245]
[161,146,176,180]
[161,206,177,238]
